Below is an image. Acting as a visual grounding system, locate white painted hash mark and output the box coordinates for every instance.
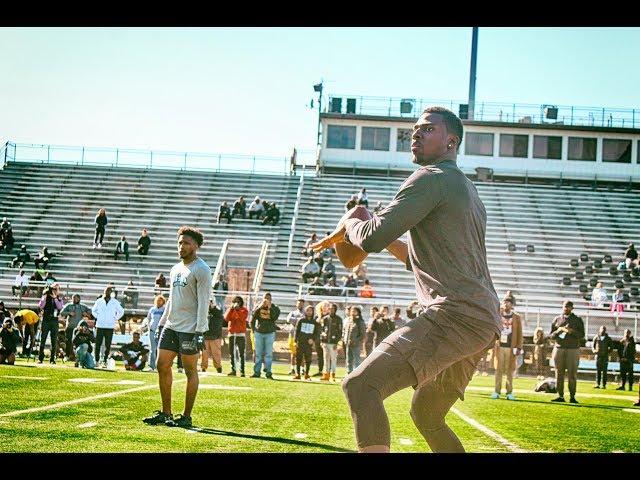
[295,433,307,439]
[77,422,98,428]
[450,407,527,453]
[399,438,413,445]
[623,408,640,414]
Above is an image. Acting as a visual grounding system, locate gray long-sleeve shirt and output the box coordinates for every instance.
[160,257,212,334]
[344,160,500,331]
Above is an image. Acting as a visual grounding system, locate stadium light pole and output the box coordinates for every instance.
[313,81,323,146]
[468,27,478,121]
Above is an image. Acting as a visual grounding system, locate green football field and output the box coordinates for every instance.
[1,359,638,453]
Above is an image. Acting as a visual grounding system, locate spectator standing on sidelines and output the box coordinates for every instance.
[213,276,228,310]
[0,302,11,322]
[293,305,318,380]
[251,292,280,379]
[225,296,249,377]
[364,306,379,358]
[320,303,343,382]
[37,285,65,364]
[392,307,406,329]
[617,329,636,391]
[533,327,547,380]
[343,306,365,375]
[491,299,522,400]
[313,301,332,377]
[114,236,130,262]
[201,300,223,374]
[144,295,166,371]
[60,294,92,362]
[137,229,151,255]
[72,321,95,369]
[286,299,306,375]
[369,310,396,348]
[93,208,108,249]
[549,300,585,403]
[91,285,125,368]
[592,325,613,389]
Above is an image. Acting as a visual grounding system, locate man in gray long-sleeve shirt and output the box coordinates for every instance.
[143,226,212,429]
[312,107,500,453]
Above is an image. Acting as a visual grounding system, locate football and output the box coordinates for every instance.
[334,206,372,269]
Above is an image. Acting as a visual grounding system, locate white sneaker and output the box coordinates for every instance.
[93,244,97,249]
[97,243,102,249]
[490,392,500,399]
[506,393,516,400]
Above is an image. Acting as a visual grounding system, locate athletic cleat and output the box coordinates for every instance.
[569,397,579,404]
[551,396,565,403]
[166,414,192,428]
[506,393,516,401]
[227,371,237,376]
[490,392,500,399]
[143,410,172,425]
[594,385,600,389]
[293,374,301,380]
[265,373,274,379]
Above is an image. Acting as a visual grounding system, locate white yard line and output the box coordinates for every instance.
[0,379,187,418]
[450,407,528,453]
[1,375,48,380]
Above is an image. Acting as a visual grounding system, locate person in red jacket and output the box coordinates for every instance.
[224,296,249,377]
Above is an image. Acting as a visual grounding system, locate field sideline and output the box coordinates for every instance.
[1,359,638,453]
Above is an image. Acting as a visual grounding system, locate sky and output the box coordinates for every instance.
[0,27,639,160]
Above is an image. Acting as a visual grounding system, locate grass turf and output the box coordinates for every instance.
[0,360,638,453]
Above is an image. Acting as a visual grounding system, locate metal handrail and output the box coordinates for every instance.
[286,164,305,267]
[326,94,640,129]
[252,241,269,292]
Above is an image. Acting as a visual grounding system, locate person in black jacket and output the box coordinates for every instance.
[93,208,108,249]
[262,202,280,226]
[320,303,343,382]
[231,196,246,219]
[0,318,22,365]
[120,331,149,371]
[549,300,585,403]
[137,229,151,255]
[592,325,613,389]
[217,201,232,224]
[370,307,396,347]
[114,236,129,262]
[250,292,280,379]
[616,329,636,391]
[10,245,31,269]
[294,305,318,380]
[201,300,223,373]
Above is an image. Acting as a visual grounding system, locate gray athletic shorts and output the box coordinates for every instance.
[375,308,498,400]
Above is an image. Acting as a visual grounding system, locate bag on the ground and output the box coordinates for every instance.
[534,377,557,393]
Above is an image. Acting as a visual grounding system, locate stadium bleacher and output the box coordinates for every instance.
[1,160,639,337]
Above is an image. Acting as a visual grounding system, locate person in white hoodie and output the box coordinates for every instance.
[91,285,124,368]
[248,196,264,220]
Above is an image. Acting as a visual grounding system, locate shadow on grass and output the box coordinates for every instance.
[188,427,354,452]
[466,392,637,412]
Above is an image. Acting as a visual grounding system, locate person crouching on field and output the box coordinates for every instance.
[0,318,22,365]
[120,331,149,371]
[73,321,96,369]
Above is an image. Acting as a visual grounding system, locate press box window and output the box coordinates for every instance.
[361,127,390,151]
[499,134,528,158]
[533,135,562,159]
[397,129,412,152]
[326,125,356,149]
[602,139,631,163]
[568,137,596,161]
[464,132,494,156]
